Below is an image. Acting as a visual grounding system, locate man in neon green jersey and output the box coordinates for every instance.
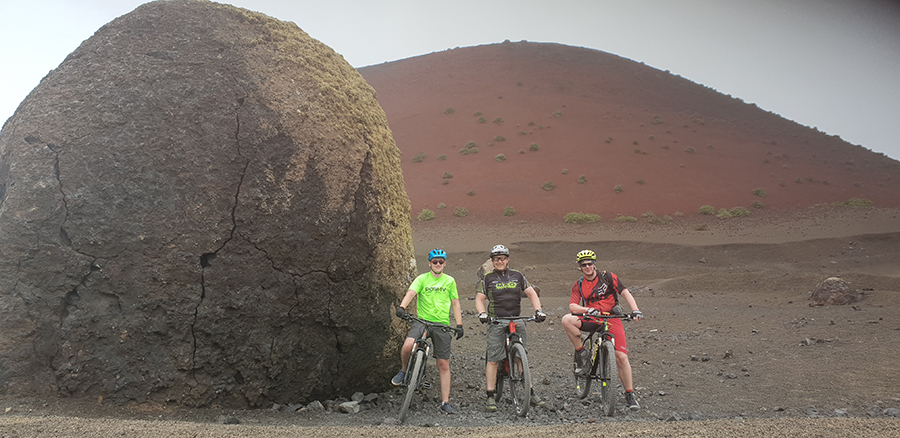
[393,249,464,414]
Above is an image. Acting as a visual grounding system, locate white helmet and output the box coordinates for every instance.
[490,244,510,257]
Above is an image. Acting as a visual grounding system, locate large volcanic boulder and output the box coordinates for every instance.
[808,277,862,306]
[0,0,414,407]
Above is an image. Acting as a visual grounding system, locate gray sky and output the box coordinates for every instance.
[2,0,898,160]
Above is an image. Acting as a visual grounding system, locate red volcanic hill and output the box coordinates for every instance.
[359,41,900,223]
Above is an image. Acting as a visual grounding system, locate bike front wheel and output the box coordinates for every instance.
[494,359,506,402]
[574,334,595,399]
[508,342,531,417]
[399,349,425,423]
[599,339,618,416]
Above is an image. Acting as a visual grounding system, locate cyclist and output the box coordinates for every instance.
[561,249,644,411]
[475,244,547,412]
[392,249,464,414]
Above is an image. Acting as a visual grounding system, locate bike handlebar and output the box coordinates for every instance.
[489,316,537,324]
[399,314,462,334]
[572,312,635,322]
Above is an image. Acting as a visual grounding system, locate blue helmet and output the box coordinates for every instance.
[428,249,447,261]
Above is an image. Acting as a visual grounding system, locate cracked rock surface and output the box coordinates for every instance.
[0,0,414,408]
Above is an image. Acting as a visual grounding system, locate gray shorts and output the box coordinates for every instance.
[407,321,453,360]
[486,320,527,362]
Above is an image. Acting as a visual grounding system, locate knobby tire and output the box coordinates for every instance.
[509,342,531,417]
[574,333,595,399]
[600,339,618,416]
[494,360,505,402]
[399,349,425,423]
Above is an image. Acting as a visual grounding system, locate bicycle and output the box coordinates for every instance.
[396,314,462,423]
[488,316,539,417]
[572,312,634,416]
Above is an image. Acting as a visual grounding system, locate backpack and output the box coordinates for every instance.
[577,270,620,308]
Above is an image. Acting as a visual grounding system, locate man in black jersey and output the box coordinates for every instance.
[475,244,547,412]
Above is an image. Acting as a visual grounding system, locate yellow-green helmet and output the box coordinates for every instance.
[576,249,596,262]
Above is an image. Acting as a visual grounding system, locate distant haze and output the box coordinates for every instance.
[1,0,898,161]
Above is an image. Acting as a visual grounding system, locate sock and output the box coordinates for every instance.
[625,389,634,393]
[486,390,496,398]
[575,346,584,352]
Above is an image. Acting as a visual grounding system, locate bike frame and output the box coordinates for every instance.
[490,316,536,417]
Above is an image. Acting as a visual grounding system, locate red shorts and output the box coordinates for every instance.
[579,317,627,354]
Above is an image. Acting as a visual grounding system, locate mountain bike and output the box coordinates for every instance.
[572,312,634,416]
[489,316,538,417]
[396,314,461,423]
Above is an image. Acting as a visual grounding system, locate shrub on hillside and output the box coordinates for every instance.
[578,175,587,184]
[495,154,506,162]
[564,212,600,224]
[530,143,540,152]
[417,209,436,221]
[561,169,568,174]
[615,215,637,223]
[751,201,764,209]
[613,185,623,193]
[503,206,516,217]
[477,117,487,124]
[438,154,447,161]
[493,117,504,124]
[685,147,695,154]
[716,208,733,219]
[752,188,767,197]
[729,207,751,217]
[467,190,475,196]
[442,172,453,179]
[444,107,455,114]
[437,203,446,209]
[698,205,716,215]
[494,135,506,142]
[453,206,469,217]
[460,141,479,155]
[412,151,426,163]
[542,181,555,191]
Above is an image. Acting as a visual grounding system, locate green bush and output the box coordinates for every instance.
[412,151,426,163]
[564,212,600,224]
[751,201,764,209]
[542,181,555,191]
[561,169,568,174]
[716,208,733,219]
[495,154,506,162]
[651,115,663,125]
[503,206,516,217]
[530,143,540,152]
[453,206,469,217]
[614,185,623,193]
[578,175,587,184]
[553,110,563,118]
[442,179,449,185]
[636,179,645,185]
[615,215,637,223]
[437,154,447,161]
[437,203,446,209]
[752,188,767,197]
[417,209,436,221]
[698,205,716,215]
[647,214,670,225]
[694,223,709,231]
[460,141,479,155]
[729,207,751,217]
[442,172,453,179]
[474,111,482,116]
[519,149,526,154]
[685,147,696,154]
[493,117,504,124]
[477,117,487,124]
[494,135,506,142]
[467,190,475,196]
[641,211,655,218]
[835,198,873,207]
[604,137,613,143]
[444,107,455,114]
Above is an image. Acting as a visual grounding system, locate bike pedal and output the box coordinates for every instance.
[421,382,433,389]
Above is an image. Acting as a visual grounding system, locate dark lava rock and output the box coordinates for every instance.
[0,0,414,408]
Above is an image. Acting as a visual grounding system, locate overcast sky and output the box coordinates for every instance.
[2,0,898,160]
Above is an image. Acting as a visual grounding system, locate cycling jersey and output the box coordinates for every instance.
[478,269,531,317]
[409,272,458,326]
[570,271,626,314]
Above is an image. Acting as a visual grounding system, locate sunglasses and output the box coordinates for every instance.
[492,256,508,262]
[579,261,595,267]
[430,259,446,265]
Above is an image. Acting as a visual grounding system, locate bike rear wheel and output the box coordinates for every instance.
[508,342,531,417]
[574,333,596,399]
[399,349,425,422]
[599,339,618,416]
